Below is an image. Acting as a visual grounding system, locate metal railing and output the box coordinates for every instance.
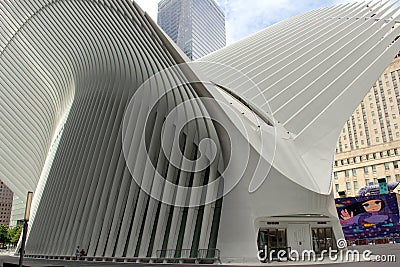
[155,248,221,263]
[25,248,221,264]
[350,237,400,246]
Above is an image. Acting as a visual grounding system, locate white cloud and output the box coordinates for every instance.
[216,0,364,44]
[134,0,159,21]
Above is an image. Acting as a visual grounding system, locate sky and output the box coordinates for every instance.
[134,0,363,44]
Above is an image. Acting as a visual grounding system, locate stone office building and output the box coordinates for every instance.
[334,57,400,197]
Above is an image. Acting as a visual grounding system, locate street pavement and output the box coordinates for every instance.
[0,244,399,267]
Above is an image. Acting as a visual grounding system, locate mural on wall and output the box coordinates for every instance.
[335,193,400,241]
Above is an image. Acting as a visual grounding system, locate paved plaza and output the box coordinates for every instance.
[0,244,398,267]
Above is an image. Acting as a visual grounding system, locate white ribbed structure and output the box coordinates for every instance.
[200,0,400,195]
[0,0,399,263]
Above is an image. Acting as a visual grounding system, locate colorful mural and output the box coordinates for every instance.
[335,193,400,241]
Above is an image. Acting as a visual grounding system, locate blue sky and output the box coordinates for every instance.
[134,0,366,44]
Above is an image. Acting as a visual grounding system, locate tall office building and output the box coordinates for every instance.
[0,179,13,226]
[157,0,226,60]
[333,57,400,198]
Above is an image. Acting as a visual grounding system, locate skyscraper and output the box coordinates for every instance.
[0,179,13,226]
[333,56,400,197]
[157,0,226,60]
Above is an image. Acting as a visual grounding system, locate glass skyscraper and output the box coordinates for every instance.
[158,0,226,60]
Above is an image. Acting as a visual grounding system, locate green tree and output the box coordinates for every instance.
[8,225,22,246]
[0,224,9,245]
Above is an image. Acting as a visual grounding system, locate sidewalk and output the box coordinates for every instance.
[0,249,16,256]
[0,244,398,266]
[224,243,400,266]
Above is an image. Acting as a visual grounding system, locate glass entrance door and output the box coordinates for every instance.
[257,229,288,261]
[311,227,337,254]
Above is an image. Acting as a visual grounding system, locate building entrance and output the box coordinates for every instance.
[311,227,337,254]
[256,219,339,262]
[257,228,288,261]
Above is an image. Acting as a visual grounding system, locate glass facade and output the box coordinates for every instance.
[311,227,337,254]
[158,0,226,60]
